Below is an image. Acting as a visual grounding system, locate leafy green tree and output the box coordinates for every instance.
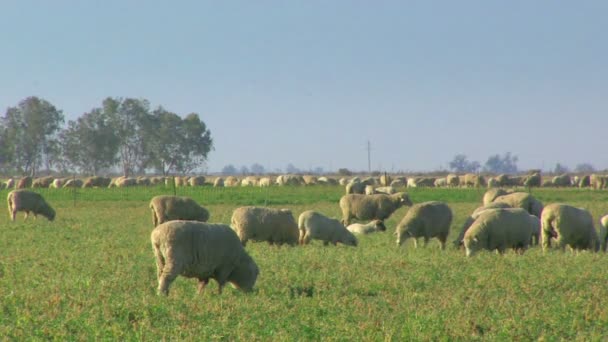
[1,97,64,176]
[448,154,480,173]
[143,109,213,175]
[60,107,120,175]
[484,152,518,174]
[250,163,265,175]
[574,163,595,173]
[221,164,237,175]
[105,97,150,177]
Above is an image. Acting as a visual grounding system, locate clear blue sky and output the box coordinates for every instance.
[1,1,607,173]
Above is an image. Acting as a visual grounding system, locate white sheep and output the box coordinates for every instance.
[339,192,412,226]
[463,208,536,257]
[298,210,358,246]
[395,201,452,249]
[453,202,513,247]
[149,195,210,227]
[492,192,544,217]
[7,190,55,221]
[230,206,299,246]
[151,221,259,296]
[600,215,608,251]
[541,203,599,252]
[346,220,386,235]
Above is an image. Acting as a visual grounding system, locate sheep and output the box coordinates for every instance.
[482,188,512,206]
[541,203,599,252]
[230,206,299,246]
[364,185,376,195]
[453,202,513,247]
[578,175,591,188]
[50,178,64,189]
[188,176,206,186]
[463,173,485,187]
[298,210,358,246]
[552,174,571,187]
[390,178,406,188]
[446,174,460,187]
[213,177,225,187]
[32,176,54,188]
[339,192,413,226]
[374,186,397,195]
[16,176,32,189]
[434,178,447,187]
[345,181,366,194]
[346,219,386,235]
[7,190,55,221]
[317,177,338,185]
[149,195,210,227]
[258,177,272,187]
[63,178,84,188]
[136,177,152,186]
[224,176,240,187]
[302,175,318,185]
[463,208,536,257]
[82,176,111,188]
[492,192,544,217]
[523,173,542,188]
[600,215,608,251]
[151,221,259,296]
[395,201,452,249]
[5,178,15,189]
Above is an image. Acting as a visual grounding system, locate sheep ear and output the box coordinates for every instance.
[473,237,478,243]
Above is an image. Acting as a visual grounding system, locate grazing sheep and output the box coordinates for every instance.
[149,195,210,227]
[82,176,112,188]
[276,175,304,186]
[463,173,485,187]
[379,174,391,186]
[492,192,544,217]
[345,180,366,194]
[600,215,608,251]
[136,177,152,186]
[390,178,406,188]
[241,176,258,187]
[463,208,535,257]
[224,176,240,187]
[395,201,452,249]
[346,219,386,235]
[523,173,542,188]
[302,175,318,185]
[374,186,396,195]
[453,202,513,247]
[552,174,572,187]
[213,177,224,187]
[317,177,338,185]
[364,185,376,195]
[258,177,272,187]
[50,178,64,189]
[63,178,84,188]
[482,188,512,206]
[578,175,591,188]
[434,178,447,187]
[298,210,357,246]
[339,192,412,225]
[32,176,54,188]
[16,176,32,189]
[7,190,55,221]
[5,178,15,189]
[151,221,259,296]
[188,176,206,186]
[486,178,499,188]
[446,174,460,187]
[541,204,599,252]
[230,206,299,246]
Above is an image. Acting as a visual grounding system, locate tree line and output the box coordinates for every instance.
[0,96,213,177]
[448,153,596,174]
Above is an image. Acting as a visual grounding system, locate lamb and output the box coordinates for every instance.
[346,220,386,235]
[151,221,259,296]
[541,203,599,252]
[149,195,210,227]
[491,192,544,217]
[230,206,299,246]
[298,210,358,246]
[7,190,56,221]
[463,208,536,257]
[600,215,608,251]
[395,201,452,249]
[453,202,512,247]
[339,192,412,226]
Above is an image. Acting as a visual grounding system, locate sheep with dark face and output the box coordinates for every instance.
[151,221,259,296]
[7,190,55,221]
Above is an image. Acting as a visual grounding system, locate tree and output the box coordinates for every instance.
[286,163,300,174]
[250,163,265,175]
[176,113,213,174]
[221,164,237,175]
[240,165,250,175]
[60,107,120,175]
[483,152,518,174]
[574,163,595,173]
[448,154,481,173]
[1,97,64,176]
[553,163,569,174]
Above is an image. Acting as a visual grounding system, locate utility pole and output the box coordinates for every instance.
[367,140,371,174]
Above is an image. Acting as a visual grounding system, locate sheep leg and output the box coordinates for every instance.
[157,265,179,296]
[153,246,165,280]
[24,211,30,221]
[423,237,430,248]
[152,211,158,227]
[197,278,209,294]
[323,241,329,246]
[413,239,418,248]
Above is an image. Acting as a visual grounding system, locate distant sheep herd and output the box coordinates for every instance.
[4,171,608,297]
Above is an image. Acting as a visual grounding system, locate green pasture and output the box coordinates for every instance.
[1,185,608,340]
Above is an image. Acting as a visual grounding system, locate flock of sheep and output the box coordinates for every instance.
[2,171,608,191]
[5,173,608,297]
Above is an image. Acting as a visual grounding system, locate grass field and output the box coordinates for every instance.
[1,185,608,340]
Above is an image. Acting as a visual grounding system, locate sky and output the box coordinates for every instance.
[1,1,607,173]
